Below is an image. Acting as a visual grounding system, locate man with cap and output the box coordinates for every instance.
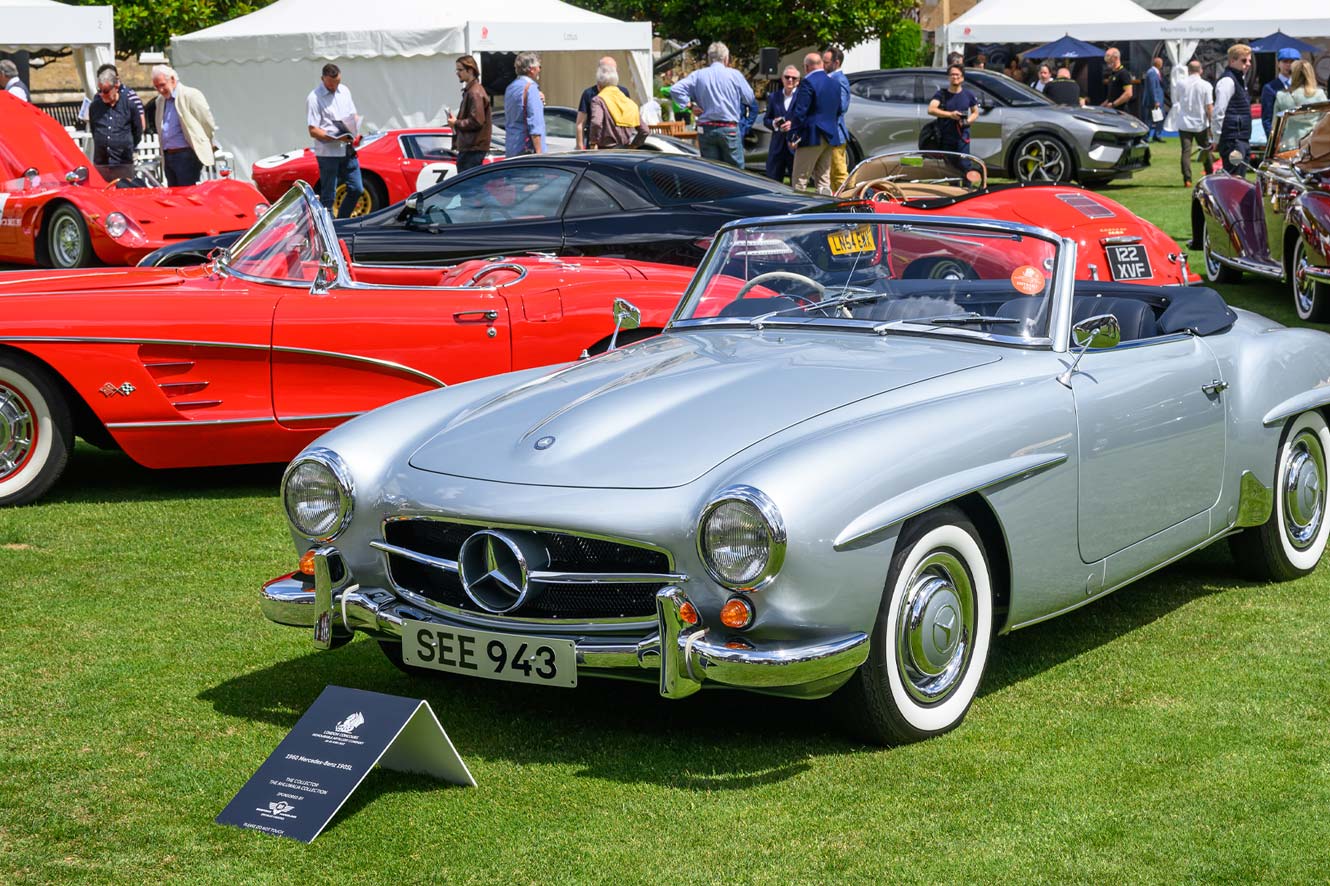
[1261,48,1300,140]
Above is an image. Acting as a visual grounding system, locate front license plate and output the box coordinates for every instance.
[1105,244,1153,281]
[827,225,876,256]
[400,619,577,688]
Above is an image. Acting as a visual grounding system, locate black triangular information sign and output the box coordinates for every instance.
[216,685,474,843]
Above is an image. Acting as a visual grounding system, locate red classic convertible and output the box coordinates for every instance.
[251,127,498,217]
[0,183,693,505]
[839,151,1199,285]
[0,92,269,268]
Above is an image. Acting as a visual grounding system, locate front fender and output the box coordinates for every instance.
[1293,191,1330,268]
[1193,173,1261,260]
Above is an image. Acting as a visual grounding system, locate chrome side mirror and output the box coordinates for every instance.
[312,252,338,293]
[608,298,642,350]
[399,193,420,221]
[22,167,39,189]
[1228,149,1253,174]
[65,165,89,184]
[1058,313,1120,386]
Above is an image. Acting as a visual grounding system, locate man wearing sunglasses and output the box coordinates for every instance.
[88,68,142,183]
[1212,43,1253,176]
[763,66,800,182]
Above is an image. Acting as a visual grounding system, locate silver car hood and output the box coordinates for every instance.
[408,330,1001,489]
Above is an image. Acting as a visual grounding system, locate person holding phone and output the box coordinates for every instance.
[763,65,800,182]
[306,63,364,218]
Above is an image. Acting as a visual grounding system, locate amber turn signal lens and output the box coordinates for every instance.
[720,597,753,629]
[678,601,699,625]
[298,550,317,575]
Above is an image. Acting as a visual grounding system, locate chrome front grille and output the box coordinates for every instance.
[377,518,681,619]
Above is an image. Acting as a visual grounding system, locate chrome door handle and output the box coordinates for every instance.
[1202,379,1228,395]
[453,310,498,323]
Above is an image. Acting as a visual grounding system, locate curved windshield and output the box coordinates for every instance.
[1276,107,1328,156]
[674,219,1059,343]
[973,72,1052,107]
[224,190,326,283]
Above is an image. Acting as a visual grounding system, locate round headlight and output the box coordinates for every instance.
[698,486,786,590]
[282,449,354,541]
[104,212,128,238]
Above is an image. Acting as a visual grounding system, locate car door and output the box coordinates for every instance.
[847,74,920,154]
[1258,121,1302,266]
[398,133,461,194]
[1070,335,1226,566]
[270,277,513,430]
[348,165,574,265]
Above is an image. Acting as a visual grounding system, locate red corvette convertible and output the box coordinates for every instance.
[839,151,1199,285]
[251,128,497,217]
[0,92,268,268]
[0,183,693,506]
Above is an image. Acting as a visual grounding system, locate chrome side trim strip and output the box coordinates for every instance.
[271,345,447,387]
[276,411,361,424]
[107,416,272,428]
[1212,252,1282,279]
[1263,388,1330,427]
[834,452,1068,551]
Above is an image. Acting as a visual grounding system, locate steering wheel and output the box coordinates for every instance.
[734,271,827,305]
[847,179,907,202]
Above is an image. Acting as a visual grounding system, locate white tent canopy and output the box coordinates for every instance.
[1166,0,1330,69]
[0,0,115,96]
[940,0,1209,66]
[170,0,652,179]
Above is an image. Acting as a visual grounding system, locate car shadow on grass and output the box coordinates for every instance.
[199,541,1254,790]
[42,443,283,504]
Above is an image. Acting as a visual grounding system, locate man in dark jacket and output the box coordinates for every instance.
[88,67,142,183]
[1212,43,1253,176]
[448,55,490,172]
[789,52,845,194]
[1260,48,1298,142]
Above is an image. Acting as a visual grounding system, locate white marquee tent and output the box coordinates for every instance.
[0,0,115,95]
[170,0,652,177]
[1167,0,1330,69]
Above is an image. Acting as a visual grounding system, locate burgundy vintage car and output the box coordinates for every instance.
[1192,103,1330,320]
[0,92,268,268]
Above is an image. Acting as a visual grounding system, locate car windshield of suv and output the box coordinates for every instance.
[674,219,1059,343]
[224,190,326,284]
[973,72,1052,107]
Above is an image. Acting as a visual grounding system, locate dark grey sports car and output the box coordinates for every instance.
[138,153,826,268]
[836,68,1151,187]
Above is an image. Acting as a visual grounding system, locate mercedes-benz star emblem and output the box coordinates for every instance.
[534,435,555,450]
[457,530,530,613]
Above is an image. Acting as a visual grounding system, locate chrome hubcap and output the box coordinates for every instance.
[896,550,975,703]
[1294,242,1315,316]
[0,383,36,480]
[1203,227,1222,279]
[1283,429,1326,549]
[1017,139,1066,182]
[51,216,81,266]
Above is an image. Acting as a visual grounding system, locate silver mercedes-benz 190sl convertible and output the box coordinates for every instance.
[261,213,1330,744]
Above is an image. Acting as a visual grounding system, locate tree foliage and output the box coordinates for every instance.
[72,0,276,57]
[880,19,925,70]
[568,0,917,63]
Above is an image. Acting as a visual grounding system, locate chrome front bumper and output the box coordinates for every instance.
[261,547,870,699]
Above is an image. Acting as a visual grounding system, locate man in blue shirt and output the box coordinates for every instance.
[822,46,852,191]
[670,42,755,168]
[504,53,546,157]
[1260,48,1298,142]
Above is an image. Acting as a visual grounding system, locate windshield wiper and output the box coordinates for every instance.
[913,312,1022,325]
[748,289,886,327]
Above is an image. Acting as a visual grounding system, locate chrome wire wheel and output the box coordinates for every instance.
[0,381,37,482]
[1291,237,1330,323]
[1281,424,1327,554]
[1014,136,1069,182]
[894,550,976,704]
[49,211,88,268]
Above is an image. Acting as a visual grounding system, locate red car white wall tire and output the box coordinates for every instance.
[836,506,993,745]
[1230,411,1330,581]
[0,353,73,506]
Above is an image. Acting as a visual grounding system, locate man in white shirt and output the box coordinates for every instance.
[2,60,28,102]
[1211,43,1253,175]
[306,63,363,218]
[1176,61,1214,187]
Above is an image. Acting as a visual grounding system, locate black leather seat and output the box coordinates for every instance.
[1071,295,1159,341]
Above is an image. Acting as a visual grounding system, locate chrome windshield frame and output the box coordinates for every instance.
[669,212,1075,351]
[219,181,352,290]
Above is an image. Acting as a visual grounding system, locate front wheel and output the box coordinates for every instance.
[0,353,73,507]
[1230,411,1330,581]
[1012,134,1072,183]
[835,506,993,745]
[1202,223,1242,284]
[1291,235,1330,323]
[44,205,93,269]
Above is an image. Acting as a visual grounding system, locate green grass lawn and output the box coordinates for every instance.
[3,143,1329,883]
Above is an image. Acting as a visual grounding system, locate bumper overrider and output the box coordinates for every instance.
[261,547,870,699]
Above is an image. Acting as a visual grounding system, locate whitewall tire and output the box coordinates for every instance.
[0,354,73,507]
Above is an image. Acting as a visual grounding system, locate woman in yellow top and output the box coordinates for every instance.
[588,65,648,149]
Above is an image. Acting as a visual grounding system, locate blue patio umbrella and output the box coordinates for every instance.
[1021,35,1104,60]
[1250,31,1317,54]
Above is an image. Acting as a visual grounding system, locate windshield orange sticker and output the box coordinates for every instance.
[1011,265,1045,295]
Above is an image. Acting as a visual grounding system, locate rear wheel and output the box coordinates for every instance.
[1202,224,1242,284]
[1230,411,1330,581]
[902,257,978,280]
[44,205,93,269]
[332,174,388,217]
[1012,134,1072,183]
[1291,235,1330,323]
[835,506,993,745]
[0,353,73,507]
